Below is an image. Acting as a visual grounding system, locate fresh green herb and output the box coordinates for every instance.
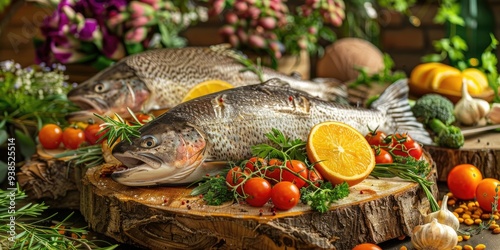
[251,128,307,161]
[370,155,439,212]
[300,182,350,213]
[350,53,406,88]
[0,61,78,169]
[190,173,234,206]
[0,186,118,249]
[95,109,142,146]
[54,144,105,169]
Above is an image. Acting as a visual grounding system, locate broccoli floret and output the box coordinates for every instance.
[412,94,456,125]
[428,118,464,149]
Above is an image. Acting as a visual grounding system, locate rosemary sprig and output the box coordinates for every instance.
[370,159,440,212]
[0,186,118,249]
[54,144,105,169]
[94,109,142,147]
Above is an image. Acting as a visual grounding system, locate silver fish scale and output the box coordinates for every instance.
[118,46,344,109]
[161,81,387,162]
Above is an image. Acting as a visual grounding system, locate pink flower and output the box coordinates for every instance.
[125,27,147,43]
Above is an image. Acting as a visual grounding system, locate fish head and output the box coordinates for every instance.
[111,120,208,186]
[67,62,150,120]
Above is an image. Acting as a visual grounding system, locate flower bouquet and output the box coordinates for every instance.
[207,0,346,68]
[35,0,207,69]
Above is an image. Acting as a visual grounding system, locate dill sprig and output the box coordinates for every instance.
[0,186,118,249]
[94,109,142,147]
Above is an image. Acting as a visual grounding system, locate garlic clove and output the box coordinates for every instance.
[424,195,460,230]
[454,79,491,126]
[487,103,500,124]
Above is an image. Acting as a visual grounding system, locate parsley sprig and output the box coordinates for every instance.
[251,128,307,162]
[300,182,350,213]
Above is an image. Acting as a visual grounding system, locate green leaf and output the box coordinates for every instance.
[14,129,36,160]
[0,129,7,145]
[421,53,444,63]
[0,161,7,183]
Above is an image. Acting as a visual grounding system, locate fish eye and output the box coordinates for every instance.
[94,83,107,93]
[140,135,158,148]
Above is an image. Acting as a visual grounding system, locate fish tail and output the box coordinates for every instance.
[371,79,433,145]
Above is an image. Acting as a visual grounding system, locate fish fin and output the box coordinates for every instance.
[372,79,433,145]
[311,78,349,104]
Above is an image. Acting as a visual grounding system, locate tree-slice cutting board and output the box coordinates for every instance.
[80,154,439,250]
[424,131,500,182]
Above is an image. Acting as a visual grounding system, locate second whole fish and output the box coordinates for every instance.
[111,78,432,186]
[67,45,346,119]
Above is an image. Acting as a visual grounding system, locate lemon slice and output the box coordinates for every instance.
[182,80,234,102]
[306,121,375,187]
[462,68,489,91]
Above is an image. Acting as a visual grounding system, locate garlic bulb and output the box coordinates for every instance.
[454,79,491,126]
[424,195,460,230]
[487,103,500,124]
[411,218,458,250]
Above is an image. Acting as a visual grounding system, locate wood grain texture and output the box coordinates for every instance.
[80,154,438,250]
[424,132,500,182]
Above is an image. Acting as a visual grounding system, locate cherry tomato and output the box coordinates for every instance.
[264,158,283,183]
[389,134,423,160]
[373,147,393,164]
[365,129,387,146]
[352,243,382,250]
[282,160,309,189]
[226,166,249,195]
[62,127,86,149]
[305,167,323,187]
[135,113,153,124]
[243,177,272,207]
[475,178,500,212]
[38,124,63,149]
[84,124,106,145]
[245,157,267,172]
[271,181,300,210]
[447,164,483,200]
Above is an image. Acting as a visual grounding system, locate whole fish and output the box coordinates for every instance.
[111,78,432,186]
[67,45,346,119]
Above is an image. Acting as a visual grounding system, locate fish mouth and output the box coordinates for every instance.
[113,151,164,170]
[68,96,109,114]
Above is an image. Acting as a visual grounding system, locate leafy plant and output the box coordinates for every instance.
[421,0,500,102]
[0,186,118,249]
[0,61,79,181]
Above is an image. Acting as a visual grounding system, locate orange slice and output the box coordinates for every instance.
[306,121,375,187]
[409,62,443,88]
[182,80,234,102]
[428,65,461,90]
[462,68,489,91]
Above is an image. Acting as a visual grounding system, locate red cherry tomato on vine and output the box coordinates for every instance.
[305,167,323,187]
[245,157,267,172]
[226,166,249,195]
[365,129,387,146]
[271,181,300,210]
[389,133,422,160]
[62,127,86,149]
[243,177,272,207]
[84,124,105,145]
[38,124,63,149]
[373,147,393,164]
[352,243,382,250]
[264,158,283,183]
[282,160,309,189]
